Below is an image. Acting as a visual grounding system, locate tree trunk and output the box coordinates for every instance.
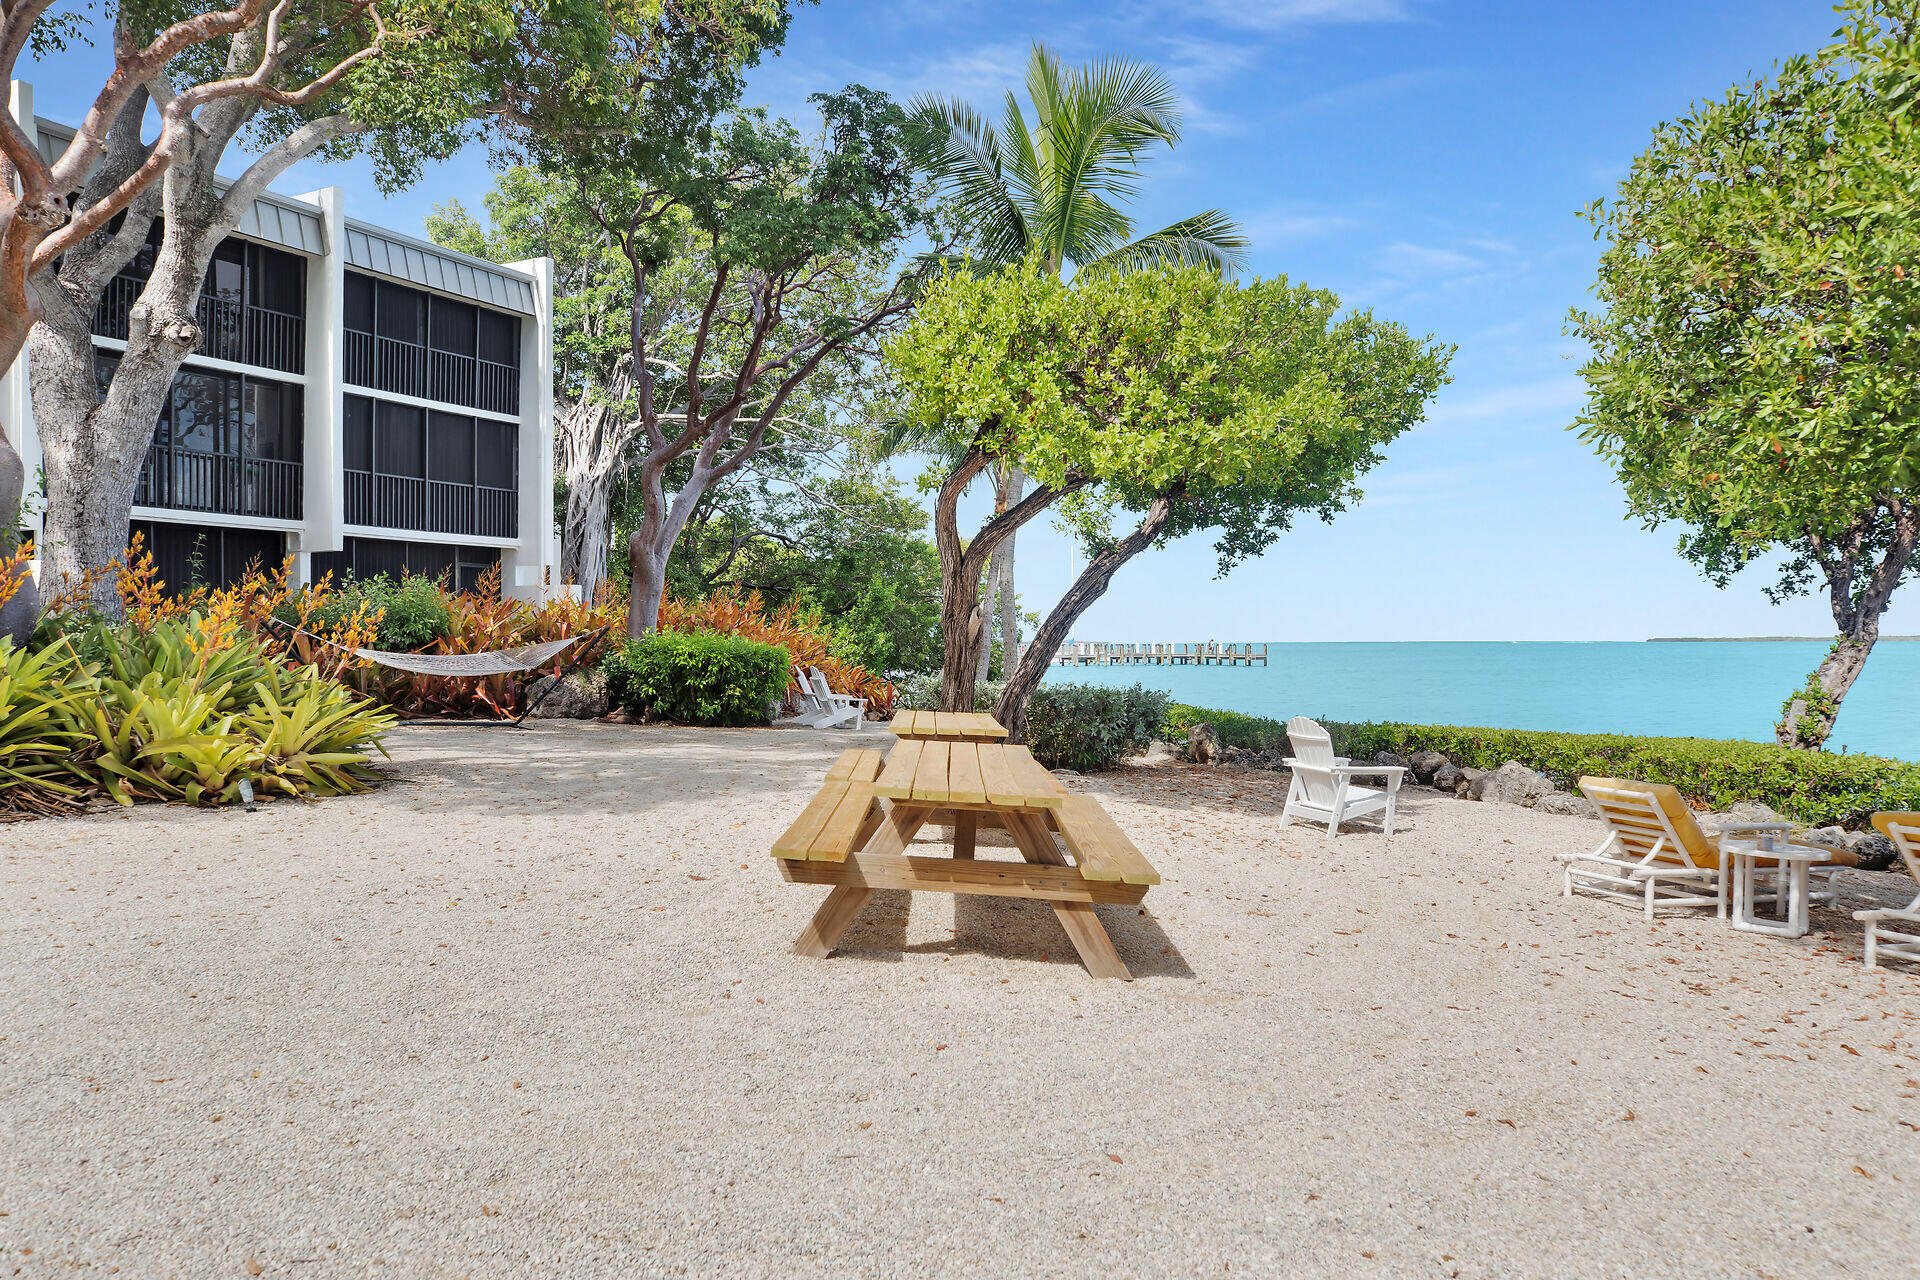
[627,533,670,637]
[560,461,613,593]
[932,448,1080,713]
[996,467,1025,672]
[975,551,999,684]
[32,205,210,614]
[995,493,1178,741]
[1776,635,1876,750]
[1775,505,1920,750]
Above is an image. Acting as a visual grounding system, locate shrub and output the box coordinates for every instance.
[660,587,893,714]
[895,673,1005,713]
[1163,702,1292,752]
[1319,720,1920,829]
[308,573,453,652]
[4,613,394,811]
[1024,683,1171,772]
[602,631,790,727]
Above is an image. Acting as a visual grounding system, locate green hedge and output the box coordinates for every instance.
[602,631,789,727]
[1026,683,1171,771]
[1322,721,1920,828]
[1163,701,1292,752]
[1158,704,1920,827]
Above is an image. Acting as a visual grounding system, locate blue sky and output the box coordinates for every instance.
[22,1,1867,640]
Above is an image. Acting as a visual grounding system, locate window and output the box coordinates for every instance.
[171,371,237,453]
[345,274,375,334]
[206,240,246,307]
[476,420,517,489]
[478,311,519,366]
[428,412,475,484]
[243,380,302,462]
[344,395,373,472]
[429,297,477,355]
[250,244,304,315]
[376,283,424,344]
[375,402,426,478]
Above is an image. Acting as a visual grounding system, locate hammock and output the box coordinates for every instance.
[269,621,610,727]
[357,635,584,678]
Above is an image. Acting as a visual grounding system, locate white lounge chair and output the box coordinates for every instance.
[806,666,866,730]
[1280,716,1404,837]
[1859,813,1920,969]
[1566,776,1852,925]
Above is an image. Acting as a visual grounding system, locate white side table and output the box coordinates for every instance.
[1722,837,1829,938]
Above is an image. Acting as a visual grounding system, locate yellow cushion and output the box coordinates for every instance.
[1580,776,1717,866]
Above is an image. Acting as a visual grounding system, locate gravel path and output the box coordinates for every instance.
[3,720,1918,1278]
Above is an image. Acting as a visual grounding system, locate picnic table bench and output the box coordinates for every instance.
[888,709,1010,743]
[772,726,1160,980]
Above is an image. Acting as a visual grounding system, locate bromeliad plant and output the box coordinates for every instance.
[2,613,396,813]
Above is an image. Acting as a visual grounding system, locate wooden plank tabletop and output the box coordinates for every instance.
[877,740,1063,810]
[889,709,1010,741]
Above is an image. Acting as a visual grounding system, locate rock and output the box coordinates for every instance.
[1374,751,1410,771]
[1846,831,1900,872]
[1726,799,1787,826]
[1050,768,1081,779]
[522,672,609,720]
[1134,739,1180,766]
[1799,825,1850,851]
[1408,750,1448,784]
[1467,761,1555,807]
[1431,761,1464,793]
[1457,766,1489,799]
[1535,791,1597,818]
[1187,723,1221,765]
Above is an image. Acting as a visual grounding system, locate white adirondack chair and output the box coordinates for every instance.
[789,665,836,727]
[1859,813,1920,968]
[1281,716,1404,837]
[807,667,866,729]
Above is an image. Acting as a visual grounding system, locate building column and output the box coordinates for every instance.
[502,256,555,601]
[291,185,347,585]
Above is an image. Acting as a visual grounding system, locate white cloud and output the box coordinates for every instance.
[1376,241,1482,275]
[1238,205,1359,246]
[1419,376,1590,429]
[1194,0,1418,30]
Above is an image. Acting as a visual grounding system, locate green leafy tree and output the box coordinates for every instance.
[21,0,789,613]
[516,85,948,637]
[887,260,1450,734]
[1572,0,1920,749]
[907,41,1248,680]
[663,469,944,675]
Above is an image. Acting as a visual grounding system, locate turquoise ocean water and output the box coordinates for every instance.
[1039,641,1920,762]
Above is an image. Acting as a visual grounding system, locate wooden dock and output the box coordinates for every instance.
[1051,641,1269,667]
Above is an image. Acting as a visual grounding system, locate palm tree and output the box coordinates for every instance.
[907,41,1248,687]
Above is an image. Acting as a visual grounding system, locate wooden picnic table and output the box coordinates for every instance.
[888,709,1009,742]
[772,739,1160,980]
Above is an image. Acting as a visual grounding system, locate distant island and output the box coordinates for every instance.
[1648,635,1920,642]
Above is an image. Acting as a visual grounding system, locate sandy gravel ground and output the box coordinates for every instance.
[3,720,1919,1279]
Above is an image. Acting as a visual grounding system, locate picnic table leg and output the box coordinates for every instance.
[863,800,933,856]
[1005,810,1132,981]
[793,886,873,959]
[954,811,977,860]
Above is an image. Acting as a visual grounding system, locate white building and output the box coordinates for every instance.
[0,82,558,598]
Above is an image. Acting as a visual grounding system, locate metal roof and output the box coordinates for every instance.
[344,221,537,314]
[34,117,327,256]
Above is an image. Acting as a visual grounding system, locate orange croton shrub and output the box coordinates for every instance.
[658,587,895,715]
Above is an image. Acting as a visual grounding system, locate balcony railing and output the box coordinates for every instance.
[477,359,519,416]
[93,279,303,374]
[135,447,303,521]
[344,470,517,539]
[244,307,304,374]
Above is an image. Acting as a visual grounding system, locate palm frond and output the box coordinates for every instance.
[1075,209,1252,279]
[908,94,1031,267]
